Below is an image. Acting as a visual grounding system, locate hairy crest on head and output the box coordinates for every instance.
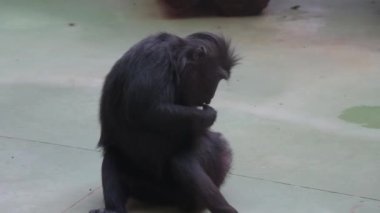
[91,32,240,213]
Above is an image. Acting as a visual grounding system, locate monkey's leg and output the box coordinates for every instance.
[89,153,128,213]
[197,131,232,188]
[172,155,237,213]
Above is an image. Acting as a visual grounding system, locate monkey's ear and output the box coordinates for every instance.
[191,46,208,61]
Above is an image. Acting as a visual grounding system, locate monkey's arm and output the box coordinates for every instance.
[142,103,216,134]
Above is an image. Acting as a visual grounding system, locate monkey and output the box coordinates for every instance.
[89,32,239,213]
[213,0,270,16]
[160,0,270,17]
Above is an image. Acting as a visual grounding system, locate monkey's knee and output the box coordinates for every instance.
[196,131,232,187]
[205,131,232,159]
[204,131,227,143]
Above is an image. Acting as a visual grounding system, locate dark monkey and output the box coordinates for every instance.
[161,0,270,17]
[90,32,239,213]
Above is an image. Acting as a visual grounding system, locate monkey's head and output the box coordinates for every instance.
[177,32,238,107]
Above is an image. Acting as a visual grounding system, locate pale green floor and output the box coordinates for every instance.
[1,0,380,212]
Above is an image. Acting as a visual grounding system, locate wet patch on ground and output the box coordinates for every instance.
[339,106,380,129]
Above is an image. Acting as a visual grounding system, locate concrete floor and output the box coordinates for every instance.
[1,0,380,212]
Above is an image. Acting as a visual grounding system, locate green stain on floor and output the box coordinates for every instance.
[339,106,380,129]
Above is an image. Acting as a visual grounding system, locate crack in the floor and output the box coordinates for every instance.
[230,173,380,202]
[3,135,379,204]
[0,135,99,152]
[61,186,102,213]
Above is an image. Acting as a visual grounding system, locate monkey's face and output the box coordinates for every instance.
[179,48,231,107]
[177,32,238,107]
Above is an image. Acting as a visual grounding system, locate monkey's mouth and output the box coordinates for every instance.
[201,100,211,107]
[195,101,211,110]
[189,95,213,108]
[202,98,212,105]
[204,99,211,105]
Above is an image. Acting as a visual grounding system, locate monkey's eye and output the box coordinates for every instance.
[191,46,208,61]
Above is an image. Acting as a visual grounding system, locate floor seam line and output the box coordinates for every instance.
[61,186,102,213]
[230,173,380,202]
[0,135,99,152]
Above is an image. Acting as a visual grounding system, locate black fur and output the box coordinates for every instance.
[90,32,239,213]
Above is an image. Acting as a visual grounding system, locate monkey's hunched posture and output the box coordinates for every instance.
[161,0,270,17]
[90,32,238,213]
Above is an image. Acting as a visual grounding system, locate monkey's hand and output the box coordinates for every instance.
[142,103,216,135]
[199,104,217,129]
